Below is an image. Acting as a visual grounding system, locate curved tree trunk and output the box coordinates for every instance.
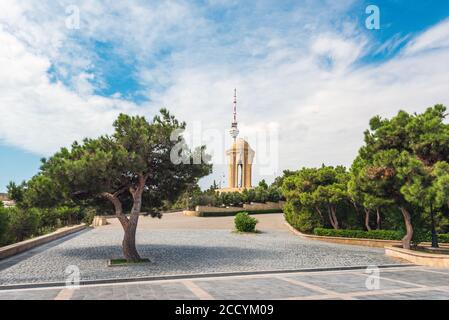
[328,206,339,230]
[400,207,413,250]
[122,214,141,262]
[101,174,147,262]
[121,174,147,262]
[315,206,323,219]
[364,208,372,231]
[376,209,381,230]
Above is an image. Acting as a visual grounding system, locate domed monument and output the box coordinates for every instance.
[220,90,255,193]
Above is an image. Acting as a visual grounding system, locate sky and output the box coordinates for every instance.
[1,0,449,192]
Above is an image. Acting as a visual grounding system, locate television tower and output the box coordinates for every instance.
[229,89,240,141]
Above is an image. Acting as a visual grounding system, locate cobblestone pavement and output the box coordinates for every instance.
[0,213,404,286]
[0,267,448,300]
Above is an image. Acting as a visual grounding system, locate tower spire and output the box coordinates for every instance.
[230,88,239,141]
[233,88,237,124]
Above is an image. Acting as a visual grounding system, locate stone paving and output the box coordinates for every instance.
[0,213,403,286]
[0,267,448,300]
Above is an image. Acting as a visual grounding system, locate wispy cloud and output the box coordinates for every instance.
[0,1,448,186]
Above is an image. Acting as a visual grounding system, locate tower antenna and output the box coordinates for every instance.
[230,89,240,141]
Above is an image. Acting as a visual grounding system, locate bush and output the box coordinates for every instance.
[82,207,97,226]
[284,202,322,233]
[235,212,258,233]
[54,206,83,226]
[6,207,40,243]
[0,208,10,246]
[313,228,403,240]
[439,234,449,243]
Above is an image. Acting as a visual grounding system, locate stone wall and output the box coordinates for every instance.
[243,202,284,211]
[195,205,244,213]
[189,202,285,217]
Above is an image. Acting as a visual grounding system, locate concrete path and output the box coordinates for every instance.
[0,266,448,300]
[0,213,404,286]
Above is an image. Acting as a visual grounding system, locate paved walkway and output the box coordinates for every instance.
[0,213,403,286]
[0,266,448,300]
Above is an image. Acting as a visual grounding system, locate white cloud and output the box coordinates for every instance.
[404,18,449,54]
[0,1,449,188]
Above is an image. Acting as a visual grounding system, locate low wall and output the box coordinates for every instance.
[188,202,284,217]
[243,202,284,211]
[386,246,449,268]
[0,224,86,260]
[92,216,109,227]
[195,206,243,213]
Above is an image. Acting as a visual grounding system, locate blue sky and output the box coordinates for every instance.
[1,0,449,192]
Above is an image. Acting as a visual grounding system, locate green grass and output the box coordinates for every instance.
[108,258,151,266]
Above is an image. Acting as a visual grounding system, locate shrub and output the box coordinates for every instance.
[438,234,449,243]
[313,228,403,240]
[235,212,258,233]
[32,208,60,231]
[6,207,40,243]
[82,207,97,226]
[284,202,322,234]
[54,206,83,226]
[0,208,10,246]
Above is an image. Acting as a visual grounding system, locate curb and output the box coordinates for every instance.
[0,224,87,261]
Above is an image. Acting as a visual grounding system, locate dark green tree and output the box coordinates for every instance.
[32,110,211,261]
[354,105,449,249]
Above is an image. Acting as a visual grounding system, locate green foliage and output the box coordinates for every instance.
[0,208,10,245]
[7,181,25,203]
[234,212,258,233]
[282,165,351,229]
[82,207,97,226]
[0,205,86,246]
[5,207,40,243]
[16,110,212,216]
[280,105,449,250]
[439,234,449,243]
[6,110,212,261]
[313,228,403,241]
[283,201,322,233]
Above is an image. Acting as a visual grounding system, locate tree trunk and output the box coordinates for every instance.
[315,206,323,219]
[352,201,360,216]
[328,206,339,230]
[122,214,141,262]
[102,188,143,262]
[400,207,413,250]
[376,209,381,230]
[364,208,372,231]
[430,204,439,249]
[122,175,146,262]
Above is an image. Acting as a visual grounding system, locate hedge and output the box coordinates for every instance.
[438,233,449,243]
[0,206,87,247]
[199,209,282,217]
[313,228,403,241]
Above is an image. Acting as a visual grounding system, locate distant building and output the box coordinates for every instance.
[218,90,255,194]
[0,193,15,208]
